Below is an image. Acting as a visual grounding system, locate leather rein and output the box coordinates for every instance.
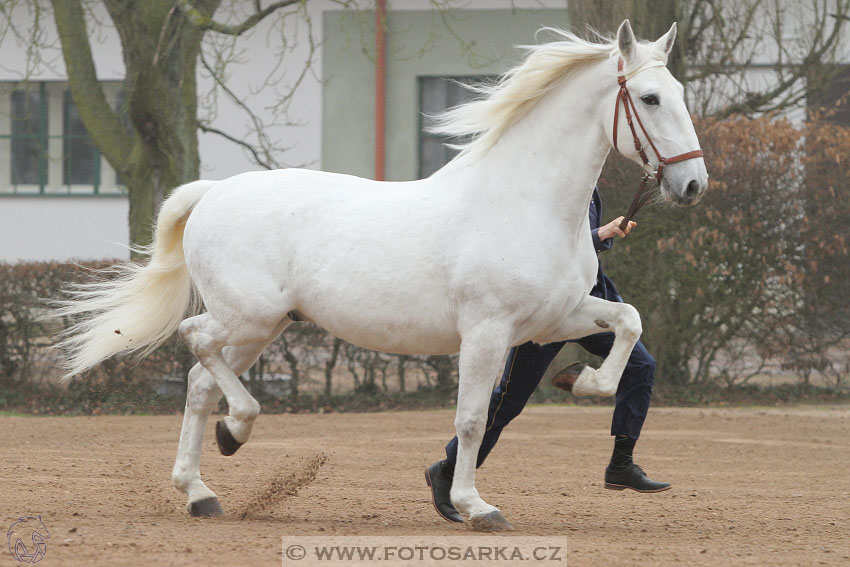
[613,57,703,231]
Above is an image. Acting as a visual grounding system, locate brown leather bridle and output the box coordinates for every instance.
[613,57,704,231]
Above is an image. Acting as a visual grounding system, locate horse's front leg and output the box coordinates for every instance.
[553,295,642,397]
[451,325,513,532]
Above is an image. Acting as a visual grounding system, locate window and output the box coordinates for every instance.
[418,76,487,179]
[63,90,99,185]
[10,84,47,186]
[0,81,124,195]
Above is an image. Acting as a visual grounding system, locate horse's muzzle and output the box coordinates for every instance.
[670,177,707,206]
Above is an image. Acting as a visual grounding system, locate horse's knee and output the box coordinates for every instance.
[455,414,486,443]
[620,303,642,331]
[616,304,642,339]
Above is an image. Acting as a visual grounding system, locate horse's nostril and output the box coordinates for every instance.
[686,179,699,199]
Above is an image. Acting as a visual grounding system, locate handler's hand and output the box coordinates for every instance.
[598,217,637,240]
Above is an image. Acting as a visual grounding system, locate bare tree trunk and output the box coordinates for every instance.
[279,337,299,402]
[0,319,13,385]
[345,344,362,389]
[284,353,299,402]
[53,0,217,249]
[397,355,408,393]
[107,0,210,247]
[324,338,342,397]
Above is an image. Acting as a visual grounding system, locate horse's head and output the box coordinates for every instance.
[610,20,708,206]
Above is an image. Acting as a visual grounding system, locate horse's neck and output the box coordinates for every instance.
[454,62,613,239]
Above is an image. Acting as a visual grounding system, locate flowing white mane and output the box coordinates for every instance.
[429,28,668,159]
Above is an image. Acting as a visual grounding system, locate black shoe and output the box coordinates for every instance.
[604,463,671,493]
[425,461,463,523]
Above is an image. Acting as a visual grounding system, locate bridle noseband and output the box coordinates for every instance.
[613,57,704,230]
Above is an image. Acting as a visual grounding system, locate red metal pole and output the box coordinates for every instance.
[375,0,387,181]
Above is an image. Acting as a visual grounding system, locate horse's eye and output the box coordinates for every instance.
[641,94,660,106]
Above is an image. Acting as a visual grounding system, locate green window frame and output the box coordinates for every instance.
[1,81,125,196]
[63,89,102,191]
[7,82,48,189]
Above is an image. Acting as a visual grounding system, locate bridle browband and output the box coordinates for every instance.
[613,57,703,230]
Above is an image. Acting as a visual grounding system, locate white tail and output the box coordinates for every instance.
[53,180,216,379]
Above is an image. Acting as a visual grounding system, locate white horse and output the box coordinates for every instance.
[55,21,707,531]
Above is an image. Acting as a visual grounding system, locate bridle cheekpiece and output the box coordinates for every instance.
[613,57,704,230]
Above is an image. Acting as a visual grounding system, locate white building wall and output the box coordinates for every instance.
[1,196,129,262]
[0,0,566,263]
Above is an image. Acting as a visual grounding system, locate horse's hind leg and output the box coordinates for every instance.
[172,362,223,516]
[173,319,290,516]
[450,325,513,532]
[179,313,274,445]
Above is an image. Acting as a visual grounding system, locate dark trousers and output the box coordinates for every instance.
[445,334,656,468]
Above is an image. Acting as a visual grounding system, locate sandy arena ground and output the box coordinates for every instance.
[2,405,848,566]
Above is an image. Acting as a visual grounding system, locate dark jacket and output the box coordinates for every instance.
[588,187,622,302]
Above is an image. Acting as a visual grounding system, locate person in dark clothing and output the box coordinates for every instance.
[425,187,670,524]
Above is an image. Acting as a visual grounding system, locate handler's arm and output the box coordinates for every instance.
[596,217,637,247]
[591,227,614,253]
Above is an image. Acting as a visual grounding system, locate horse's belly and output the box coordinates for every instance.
[301,296,461,355]
[327,322,461,356]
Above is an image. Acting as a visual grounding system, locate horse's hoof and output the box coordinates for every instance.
[216,420,243,456]
[189,497,223,517]
[468,510,513,532]
[551,362,587,392]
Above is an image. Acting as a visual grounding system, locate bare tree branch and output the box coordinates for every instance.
[177,0,300,36]
[681,0,850,117]
[198,122,276,170]
[199,50,288,169]
[0,1,66,80]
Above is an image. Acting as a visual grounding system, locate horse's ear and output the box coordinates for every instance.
[617,20,636,61]
[655,22,677,56]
